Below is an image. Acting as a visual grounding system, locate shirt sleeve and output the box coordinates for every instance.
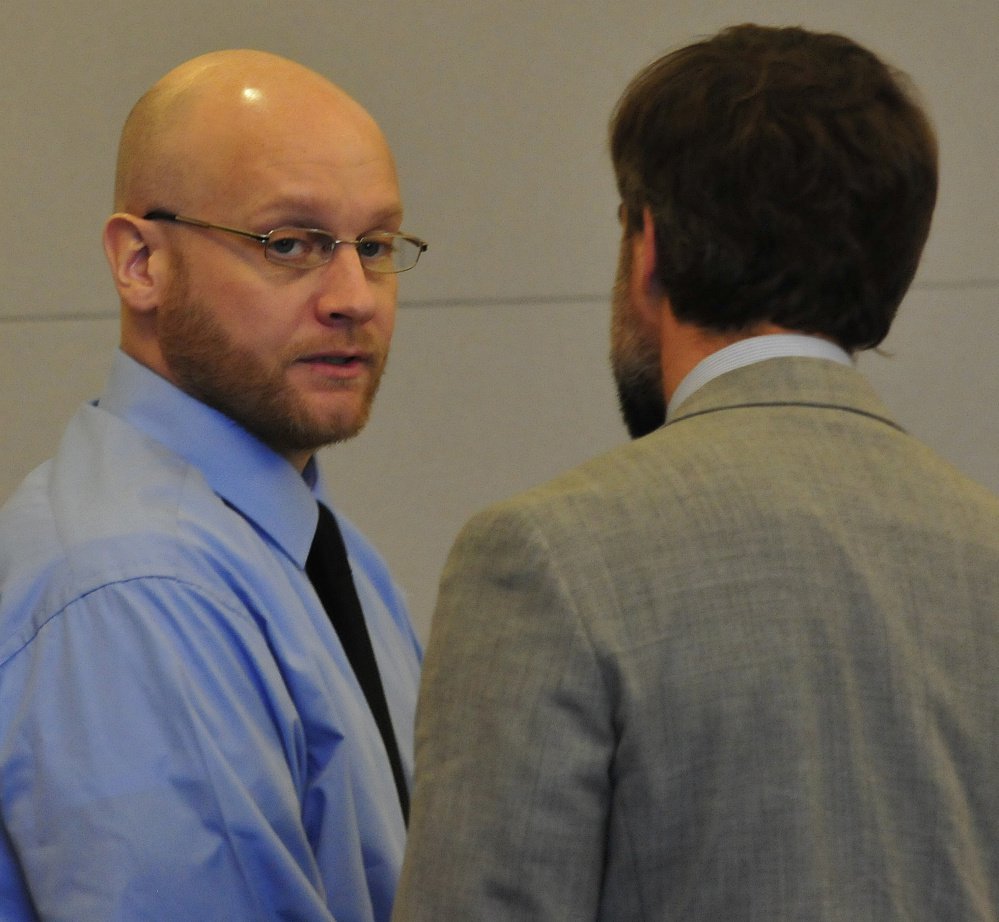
[0,575,337,922]
[394,501,614,921]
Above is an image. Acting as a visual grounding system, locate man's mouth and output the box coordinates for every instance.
[301,352,365,365]
[296,352,372,378]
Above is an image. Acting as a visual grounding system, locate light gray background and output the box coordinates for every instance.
[3,1,997,638]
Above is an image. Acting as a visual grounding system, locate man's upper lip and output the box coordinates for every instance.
[298,349,369,362]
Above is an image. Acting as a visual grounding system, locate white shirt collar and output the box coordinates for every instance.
[668,334,853,419]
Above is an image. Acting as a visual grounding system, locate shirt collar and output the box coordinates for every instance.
[668,334,853,420]
[98,351,320,566]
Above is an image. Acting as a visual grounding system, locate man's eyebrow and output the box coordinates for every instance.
[259,203,404,231]
[365,206,405,228]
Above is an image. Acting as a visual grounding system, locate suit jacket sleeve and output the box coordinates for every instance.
[394,499,614,921]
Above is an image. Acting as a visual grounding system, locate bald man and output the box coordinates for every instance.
[0,50,426,921]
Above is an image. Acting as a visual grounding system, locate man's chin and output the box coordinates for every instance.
[615,379,667,439]
[620,400,666,440]
[240,396,372,461]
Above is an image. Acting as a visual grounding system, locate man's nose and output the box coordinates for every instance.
[313,243,381,324]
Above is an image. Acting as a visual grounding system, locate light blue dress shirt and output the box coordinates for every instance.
[0,352,422,921]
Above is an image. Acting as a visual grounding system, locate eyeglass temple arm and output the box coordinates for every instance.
[142,211,269,244]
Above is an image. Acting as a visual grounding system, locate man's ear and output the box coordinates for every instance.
[638,206,661,293]
[629,205,668,319]
[102,214,166,312]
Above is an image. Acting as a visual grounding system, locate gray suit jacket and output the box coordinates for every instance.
[395,358,999,921]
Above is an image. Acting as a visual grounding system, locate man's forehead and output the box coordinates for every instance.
[249,192,402,225]
[168,115,393,200]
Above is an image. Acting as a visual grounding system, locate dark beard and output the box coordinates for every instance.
[613,360,667,439]
[610,242,667,440]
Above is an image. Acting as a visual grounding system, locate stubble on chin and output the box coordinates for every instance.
[158,283,386,458]
[610,260,667,440]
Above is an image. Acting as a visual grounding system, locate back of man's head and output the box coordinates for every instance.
[610,24,938,352]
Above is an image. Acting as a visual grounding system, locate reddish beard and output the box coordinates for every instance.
[157,267,387,456]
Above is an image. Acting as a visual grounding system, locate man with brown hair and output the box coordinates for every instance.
[395,25,999,921]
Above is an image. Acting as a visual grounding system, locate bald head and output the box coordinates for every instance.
[114,50,391,215]
[104,49,407,467]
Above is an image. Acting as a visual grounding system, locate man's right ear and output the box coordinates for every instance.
[638,206,663,296]
[102,213,167,312]
[628,205,671,321]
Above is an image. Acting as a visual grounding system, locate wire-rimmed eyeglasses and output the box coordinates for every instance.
[143,210,428,273]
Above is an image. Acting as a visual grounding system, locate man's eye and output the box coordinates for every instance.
[357,237,393,261]
[268,234,309,258]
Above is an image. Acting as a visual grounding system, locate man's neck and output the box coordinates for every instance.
[661,316,793,405]
[664,326,853,418]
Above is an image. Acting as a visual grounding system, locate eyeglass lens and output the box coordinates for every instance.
[263,229,423,273]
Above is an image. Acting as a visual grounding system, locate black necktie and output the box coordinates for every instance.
[305,502,409,823]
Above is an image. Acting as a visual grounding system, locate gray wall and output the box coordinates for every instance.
[4,1,998,637]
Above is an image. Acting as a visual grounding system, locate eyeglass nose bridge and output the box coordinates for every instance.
[328,237,366,261]
[312,236,370,272]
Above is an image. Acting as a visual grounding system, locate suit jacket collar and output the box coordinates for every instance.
[666,356,905,435]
